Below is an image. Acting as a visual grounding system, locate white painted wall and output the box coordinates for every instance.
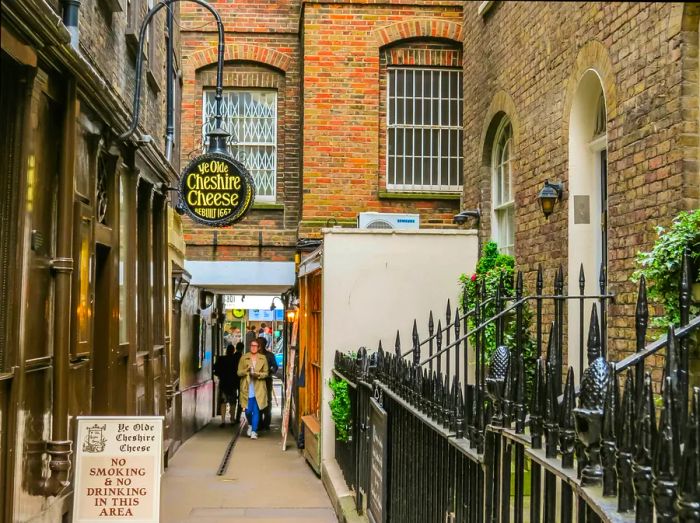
[319,228,478,464]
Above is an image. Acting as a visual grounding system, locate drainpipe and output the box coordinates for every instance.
[165,3,174,161]
[61,0,80,48]
[44,81,78,496]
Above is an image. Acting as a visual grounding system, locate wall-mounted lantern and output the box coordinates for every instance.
[538,180,564,219]
[172,268,191,303]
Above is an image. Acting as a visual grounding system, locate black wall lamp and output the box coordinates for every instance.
[453,208,481,226]
[537,180,564,219]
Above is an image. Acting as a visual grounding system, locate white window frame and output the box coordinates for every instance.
[491,117,514,255]
[202,89,278,202]
[386,66,463,193]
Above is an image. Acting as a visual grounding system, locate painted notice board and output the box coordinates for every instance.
[368,396,388,523]
[73,416,163,522]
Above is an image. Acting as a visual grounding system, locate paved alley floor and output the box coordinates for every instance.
[160,402,337,523]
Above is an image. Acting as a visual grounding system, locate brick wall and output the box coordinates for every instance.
[179,1,301,261]
[461,2,700,368]
[300,1,464,237]
[78,0,180,152]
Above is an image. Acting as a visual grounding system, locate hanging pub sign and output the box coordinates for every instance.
[179,152,255,227]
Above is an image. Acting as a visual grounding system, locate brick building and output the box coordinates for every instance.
[0,1,208,520]
[179,0,465,264]
[179,0,699,380]
[461,2,699,375]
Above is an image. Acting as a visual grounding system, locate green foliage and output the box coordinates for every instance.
[328,377,351,442]
[459,241,537,397]
[632,210,700,327]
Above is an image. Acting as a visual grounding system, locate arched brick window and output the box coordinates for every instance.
[380,41,463,193]
[198,64,284,203]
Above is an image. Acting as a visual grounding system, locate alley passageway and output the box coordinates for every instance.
[160,397,337,523]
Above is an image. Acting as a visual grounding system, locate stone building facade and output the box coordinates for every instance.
[460,2,699,375]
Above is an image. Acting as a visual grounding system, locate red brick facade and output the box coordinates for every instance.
[180,0,464,260]
[300,2,463,235]
[180,0,301,261]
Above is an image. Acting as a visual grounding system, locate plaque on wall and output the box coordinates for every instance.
[179,152,255,227]
[574,195,591,224]
[73,417,163,522]
[368,397,388,523]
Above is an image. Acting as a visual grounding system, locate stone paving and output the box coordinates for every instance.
[160,396,337,523]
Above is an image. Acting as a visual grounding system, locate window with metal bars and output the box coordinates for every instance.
[491,118,514,255]
[387,67,463,192]
[202,89,277,201]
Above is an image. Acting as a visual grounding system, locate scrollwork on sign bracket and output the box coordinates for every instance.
[96,153,109,224]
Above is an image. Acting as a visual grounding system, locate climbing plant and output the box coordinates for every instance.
[328,377,351,442]
[459,241,537,397]
[632,209,700,328]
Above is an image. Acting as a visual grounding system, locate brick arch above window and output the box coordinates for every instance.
[561,40,618,141]
[186,44,292,74]
[374,18,463,48]
[480,91,520,167]
[383,39,462,68]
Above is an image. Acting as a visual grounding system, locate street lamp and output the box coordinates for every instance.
[270,296,284,311]
[537,180,564,219]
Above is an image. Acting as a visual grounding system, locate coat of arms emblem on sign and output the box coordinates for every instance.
[82,424,107,453]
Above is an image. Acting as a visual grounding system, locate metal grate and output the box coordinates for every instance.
[202,90,277,201]
[387,67,463,192]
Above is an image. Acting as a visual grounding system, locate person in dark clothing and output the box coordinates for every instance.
[245,325,257,352]
[214,344,238,427]
[258,336,278,431]
[231,342,244,423]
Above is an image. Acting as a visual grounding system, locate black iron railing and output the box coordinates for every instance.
[333,248,699,522]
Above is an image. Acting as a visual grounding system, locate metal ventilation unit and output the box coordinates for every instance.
[357,212,420,230]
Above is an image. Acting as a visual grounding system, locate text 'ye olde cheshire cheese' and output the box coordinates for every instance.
[185,160,242,219]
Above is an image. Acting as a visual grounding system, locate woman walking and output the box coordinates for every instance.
[237,338,269,439]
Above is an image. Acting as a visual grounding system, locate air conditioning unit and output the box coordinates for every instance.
[357,212,420,230]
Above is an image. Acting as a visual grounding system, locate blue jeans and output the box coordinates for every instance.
[246,397,260,433]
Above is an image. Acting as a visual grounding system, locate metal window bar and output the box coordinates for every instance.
[387,67,462,192]
[202,89,277,200]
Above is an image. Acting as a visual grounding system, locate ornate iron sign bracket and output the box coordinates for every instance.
[119,0,256,226]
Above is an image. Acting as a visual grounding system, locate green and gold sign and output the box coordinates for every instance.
[179,153,255,226]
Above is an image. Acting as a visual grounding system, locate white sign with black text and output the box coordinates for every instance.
[73,416,163,522]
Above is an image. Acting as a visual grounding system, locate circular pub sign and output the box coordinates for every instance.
[179,152,255,227]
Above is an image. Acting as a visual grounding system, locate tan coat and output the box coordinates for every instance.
[237,352,269,410]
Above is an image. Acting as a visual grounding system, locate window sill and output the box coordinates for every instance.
[478,1,495,17]
[378,190,461,201]
[252,202,284,211]
[125,31,139,53]
[99,0,122,12]
[147,68,161,95]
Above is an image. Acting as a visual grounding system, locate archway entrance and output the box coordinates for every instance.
[567,70,608,380]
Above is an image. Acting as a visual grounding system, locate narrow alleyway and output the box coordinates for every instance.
[160,389,337,523]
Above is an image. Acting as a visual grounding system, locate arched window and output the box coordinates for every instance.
[491,118,514,255]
